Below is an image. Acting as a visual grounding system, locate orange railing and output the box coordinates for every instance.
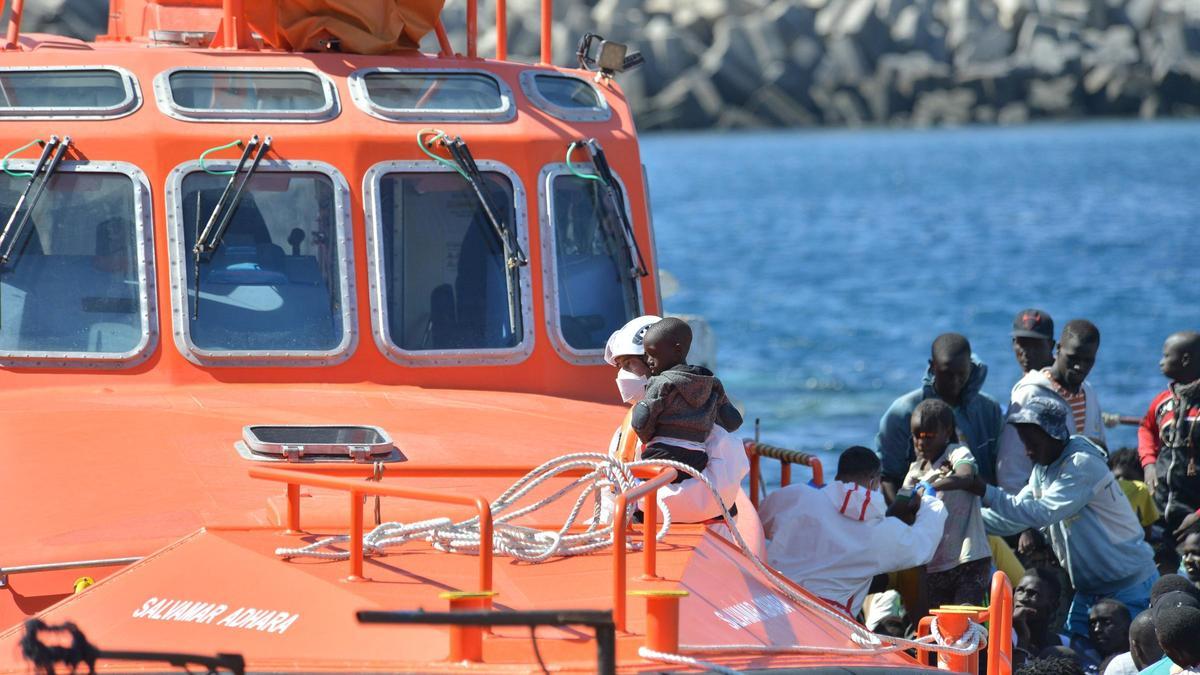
[744,441,825,508]
[248,462,673,630]
[914,570,1013,674]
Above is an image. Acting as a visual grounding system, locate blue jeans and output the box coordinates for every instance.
[1066,571,1158,638]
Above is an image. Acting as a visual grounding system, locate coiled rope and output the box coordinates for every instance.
[274,452,988,671]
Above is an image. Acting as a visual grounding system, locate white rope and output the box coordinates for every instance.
[273,452,991,662]
[638,646,741,674]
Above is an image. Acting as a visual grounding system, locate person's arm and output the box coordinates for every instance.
[875,398,914,501]
[981,454,1101,532]
[713,386,743,432]
[1137,400,1161,490]
[1086,383,1107,450]
[981,396,1005,484]
[630,379,668,442]
[873,495,949,573]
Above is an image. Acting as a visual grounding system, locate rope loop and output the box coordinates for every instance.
[1,138,43,178]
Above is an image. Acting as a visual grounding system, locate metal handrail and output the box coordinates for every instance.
[611,468,677,632]
[0,556,143,588]
[744,440,825,508]
[247,467,493,588]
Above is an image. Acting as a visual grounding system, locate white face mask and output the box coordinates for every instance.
[615,368,649,404]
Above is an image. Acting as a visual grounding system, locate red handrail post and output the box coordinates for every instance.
[987,571,1014,675]
[348,490,364,581]
[476,497,494,600]
[539,0,553,64]
[466,0,477,58]
[780,462,792,488]
[4,0,24,50]
[747,449,761,509]
[612,469,676,632]
[434,19,454,57]
[642,487,658,580]
[495,0,507,60]
[286,482,301,533]
[632,589,688,653]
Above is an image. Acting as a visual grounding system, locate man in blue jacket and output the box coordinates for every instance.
[875,333,1004,500]
[937,397,1158,639]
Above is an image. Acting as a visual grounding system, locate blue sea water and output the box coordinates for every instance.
[642,120,1200,482]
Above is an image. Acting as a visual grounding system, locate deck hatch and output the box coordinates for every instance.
[519,71,610,123]
[0,66,141,119]
[154,68,339,122]
[239,425,399,462]
[347,68,515,123]
[538,163,642,364]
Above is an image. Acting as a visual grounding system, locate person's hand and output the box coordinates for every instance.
[1174,510,1200,538]
[1144,462,1158,492]
[1012,605,1034,648]
[931,473,986,497]
[1018,530,1038,556]
[886,490,922,525]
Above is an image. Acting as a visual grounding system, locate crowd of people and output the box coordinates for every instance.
[602,311,1200,674]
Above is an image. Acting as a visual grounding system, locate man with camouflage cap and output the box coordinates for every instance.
[935,396,1157,639]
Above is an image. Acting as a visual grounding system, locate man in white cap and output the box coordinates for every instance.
[603,315,748,523]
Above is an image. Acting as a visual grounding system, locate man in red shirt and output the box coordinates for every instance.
[1139,331,1200,540]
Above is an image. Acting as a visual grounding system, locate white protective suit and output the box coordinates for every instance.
[760,481,947,616]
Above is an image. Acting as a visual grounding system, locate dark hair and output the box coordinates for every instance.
[1153,590,1200,615]
[1151,574,1200,606]
[1021,567,1063,600]
[912,398,956,434]
[642,317,692,356]
[1154,540,1182,574]
[1108,448,1141,477]
[1090,598,1131,622]
[836,446,881,482]
[1061,319,1100,346]
[931,333,971,362]
[1155,605,1200,654]
[1130,609,1159,654]
[1016,656,1085,675]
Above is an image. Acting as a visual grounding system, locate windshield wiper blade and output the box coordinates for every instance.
[442,135,529,269]
[191,135,271,320]
[578,138,648,278]
[22,618,246,674]
[0,135,70,266]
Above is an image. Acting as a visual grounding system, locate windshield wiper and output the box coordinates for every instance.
[191,134,271,319]
[440,134,527,334]
[22,618,245,674]
[441,135,528,269]
[574,138,648,278]
[0,135,71,266]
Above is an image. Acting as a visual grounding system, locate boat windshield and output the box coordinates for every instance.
[0,171,144,356]
[549,174,640,350]
[179,171,347,354]
[376,171,523,352]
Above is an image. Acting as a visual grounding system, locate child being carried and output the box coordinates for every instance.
[631,318,742,483]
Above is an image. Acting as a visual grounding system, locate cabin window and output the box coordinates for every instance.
[348,69,514,122]
[519,71,610,122]
[541,166,642,358]
[155,68,338,122]
[0,67,140,119]
[0,163,155,366]
[167,162,355,365]
[364,161,532,366]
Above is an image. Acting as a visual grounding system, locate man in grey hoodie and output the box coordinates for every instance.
[938,397,1157,640]
[876,333,1004,501]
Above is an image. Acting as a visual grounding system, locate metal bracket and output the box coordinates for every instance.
[282,444,303,462]
[348,445,370,462]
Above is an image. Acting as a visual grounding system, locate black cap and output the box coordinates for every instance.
[1012,309,1054,340]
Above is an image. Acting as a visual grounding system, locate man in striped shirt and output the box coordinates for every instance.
[994,320,1107,495]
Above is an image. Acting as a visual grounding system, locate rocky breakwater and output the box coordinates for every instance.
[19,0,1200,129]
[448,0,1200,129]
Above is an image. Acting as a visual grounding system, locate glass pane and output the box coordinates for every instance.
[0,70,128,109]
[377,172,522,351]
[551,174,639,350]
[169,71,327,112]
[0,172,142,353]
[180,172,344,351]
[364,72,503,111]
[534,75,601,109]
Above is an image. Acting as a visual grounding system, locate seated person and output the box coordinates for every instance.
[631,318,742,484]
[1015,568,1070,663]
[1083,599,1131,672]
[1100,609,1161,675]
[761,446,947,617]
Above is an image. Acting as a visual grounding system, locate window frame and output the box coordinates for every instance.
[153,67,340,123]
[164,159,357,367]
[362,159,534,367]
[0,160,157,368]
[519,70,611,123]
[0,65,142,120]
[347,67,516,123]
[538,162,644,365]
